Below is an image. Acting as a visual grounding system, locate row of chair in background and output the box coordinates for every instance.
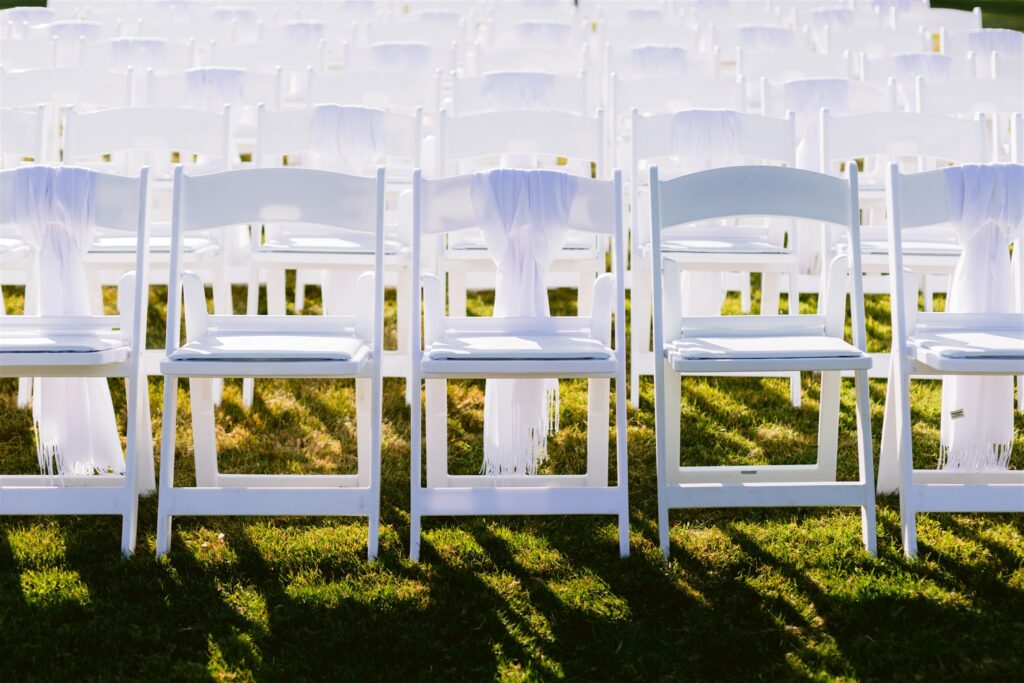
[2,160,1020,563]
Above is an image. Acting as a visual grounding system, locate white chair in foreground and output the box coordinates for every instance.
[156,166,385,559]
[409,168,629,560]
[0,165,152,555]
[878,162,1024,558]
[651,164,876,557]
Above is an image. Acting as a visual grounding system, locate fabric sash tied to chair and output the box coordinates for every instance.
[471,169,577,476]
[12,166,124,476]
[939,163,1024,471]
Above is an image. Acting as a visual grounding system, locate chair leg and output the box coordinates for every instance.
[740,272,752,313]
[760,271,781,315]
[853,369,877,556]
[586,378,610,487]
[876,361,901,495]
[398,269,413,404]
[189,378,219,487]
[409,513,421,562]
[815,371,842,480]
[615,371,630,558]
[630,267,652,408]
[425,379,448,488]
[156,377,179,556]
[660,365,681,558]
[120,369,145,556]
[895,369,918,558]
[356,378,371,487]
[134,376,156,495]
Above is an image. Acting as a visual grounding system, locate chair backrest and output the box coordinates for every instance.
[651,164,863,343]
[738,48,852,83]
[824,25,927,57]
[79,36,196,71]
[255,104,422,169]
[600,21,700,51]
[0,105,46,164]
[368,16,466,49]
[488,19,585,48]
[709,24,809,54]
[345,41,457,74]
[63,105,232,173]
[762,77,897,119]
[992,52,1024,81]
[209,39,326,73]
[412,169,625,344]
[451,70,588,115]
[860,51,975,87]
[632,109,796,249]
[915,77,1024,116]
[307,68,442,113]
[611,75,745,129]
[471,44,588,76]
[895,6,982,32]
[167,166,385,351]
[488,0,577,25]
[821,110,990,175]
[0,37,57,69]
[605,44,719,79]
[438,109,604,178]
[0,67,132,109]
[942,28,1023,59]
[145,67,283,110]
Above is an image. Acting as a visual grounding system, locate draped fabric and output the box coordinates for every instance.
[671,109,742,316]
[630,45,688,77]
[370,42,431,71]
[894,52,952,81]
[283,20,325,43]
[514,21,572,46]
[938,164,1024,471]
[109,37,167,66]
[308,104,383,174]
[481,71,555,110]
[784,78,849,272]
[737,26,796,51]
[12,166,124,476]
[185,67,246,108]
[471,169,577,476]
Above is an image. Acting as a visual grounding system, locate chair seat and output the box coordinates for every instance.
[0,330,129,366]
[659,236,786,254]
[168,332,368,362]
[448,229,597,254]
[666,334,870,372]
[90,234,218,255]
[909,328,1024,372]
[0,236,31,260]
[427,333,612,361]
[856,239,961,256]
[259,234,403,255]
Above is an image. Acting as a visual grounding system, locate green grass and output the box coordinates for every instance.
[1,277,1023,681]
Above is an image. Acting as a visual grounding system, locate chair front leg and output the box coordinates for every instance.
[876,358,901,495]
[155,377,179,557]
[425,378,448,488]
[630,266,652,408]
[356,377,371,487]
[853,368,877,555]
[659,363,682,557]
[243,263,261,409]
[133,375,156,494]
[210,269,233,406]
[586,378,610,487]
[814,371,842,481]
[189,377,219,487]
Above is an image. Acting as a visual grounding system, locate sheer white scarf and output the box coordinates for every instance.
[308,104,383,174]
[12,166,124,476]
[471,169,577,476]
[481,71,556,110]
[629,45,689,77]
[939,163,1024,471]
[185,67,246,108]
[671,109,742,316]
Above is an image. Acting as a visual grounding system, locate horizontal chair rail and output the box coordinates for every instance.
[414,487,627,517]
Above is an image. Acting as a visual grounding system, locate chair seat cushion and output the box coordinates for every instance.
[909,329,1024,359]
[260,235,403,255]
[668,334,863,361]
[0,331,127,354]
[168,332,367,361]
[427,333,612,361]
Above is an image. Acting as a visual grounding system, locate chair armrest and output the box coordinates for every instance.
[181,271,209,343]
[354,271,375,342]
[422,273,444,346]
[588,273,614,346]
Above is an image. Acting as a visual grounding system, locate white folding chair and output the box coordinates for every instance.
[992,51,1024,81]
[0,36,57,69]
[0,165,152,555]
[156,166,386,559]
[895,6,981,33]
[27,19,119,66]
[208,39,326,104]
[860,52,975,109]
[79,36,196,72]
[709,24,810,58]
[345,41,458,74]
[436,108,607,317]
[245,103,422,406]
[822,25,928,57]
[878,162,1024,557]
[651,164,876,557]
[1,6,58,38]
[368,14,467,51]
[470,43,588,76]
[599,19,700,54]
[451,70,588,115]
[605,44,719,80]
[630,109,801,407]
[738,48,852,107]
[915,77,1024,161]
[409,169,629,560]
